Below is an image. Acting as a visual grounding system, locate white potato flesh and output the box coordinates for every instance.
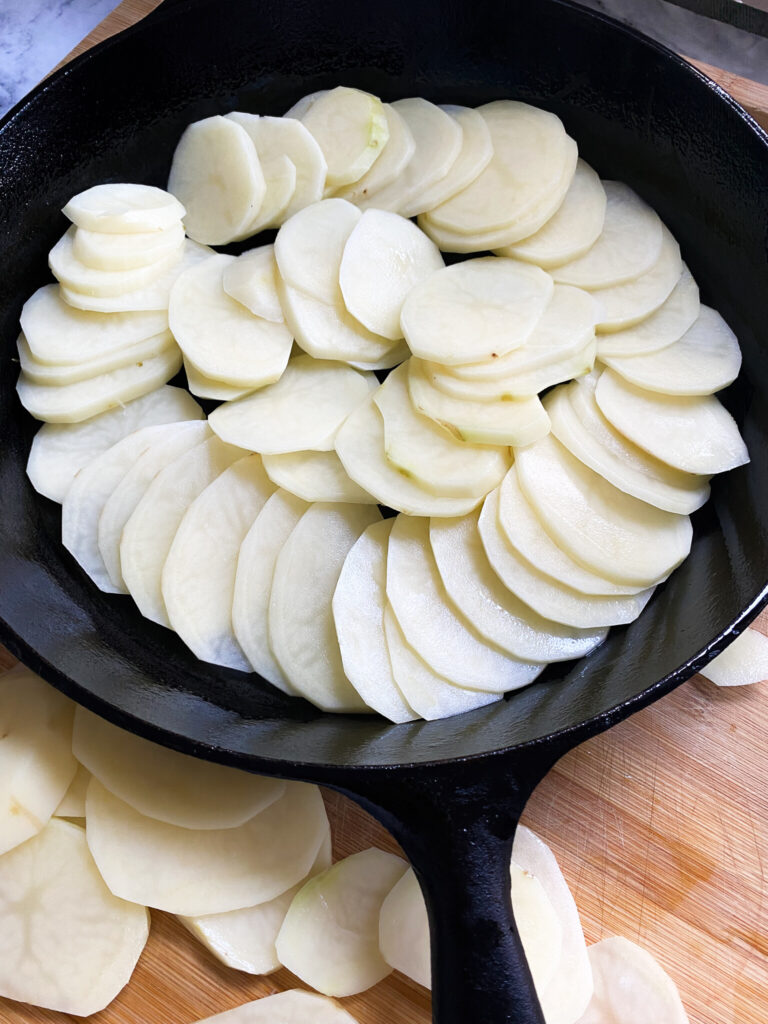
[551,182,663,290]
[86,778,329,916]
[339,209,444,340]
[276,848,408,996]
[168,115,266,244]
[50,226,184,297]
[73,221,185,271]
[408,359,551,447]
[601,304,742,395]
[426,101,576,237]
[26,384,201,503]
[226,113,327,219]
[375,363,510,500]
[169,253,292,387]
[336,103,415,204]
[594,227,682,332]
[595,368,749,474]
[386,514,543,691]
[515,435,692,587]
[238,154,297,235]
[498,160,607,268]
[184,359,255,401]
[162,455,275,670]
[0,818,149,1016]
[333,519,418,723]
[194,989,360,1024]
[578,937,688,1024]
[413,104,494,213]
[269,502,381,711]
[450,284,597,382]
[17,345,182,424]
[335,395,482,516]
[222,244,284,321]
[383,607,500,719]
[208,355,374,453]
[348,338,410,371]
[263,451,375,504]
[232,490,308,695]
[73,705,284,829]
[120,436,245,625]
[64,182,184,233]
[275,198,360,302]
[479,489,654,628]
[546,377,710,514]
[0,667,77,855]
[698,627,768,687]
[401,257,554,365]
[357,97,462,217]
[596,266,700,357]
[285,90,328,119]
[55,763,91,819]
[301,86,389,190]
[510,861,564,997]
[429,513,607,662]
[18,328,174,386]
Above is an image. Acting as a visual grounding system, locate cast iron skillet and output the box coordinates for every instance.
[1,0,767,1020]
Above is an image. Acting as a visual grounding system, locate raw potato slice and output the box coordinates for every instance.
[301,86,389,190]
[73,706,284,829]
[209,355,374,453]
[26,385,201,503]
[336,103,415,204]
[269,502,381,711]
[546,377,710,514]
[578,937,688,1024]
[18,329,174,385]
[285,90,329,119]
[479,489,654,628]
[73,221,185,271]
[276,849,408,996]
[238,154,297,235]
[348,338,410,371]
[274,198,361,302]
[263,451,375,504]
[601,305,742,395]
[50,226,184,297]
[510,861,564,997]
[413,104,494,213]
[386,514,544,692]
[378,867,431,987]
[169,253,292,387]
[596,266,700,357]
[86,779,329,916]
[333,519,418,723]
[232,490,308,695]
[358,98,462,216]
[383,607,501,720]
[400,257,554,365]
[120,436,245,626]
[515,434,693,588]
[429,513,607,662]
[55,764,91,819]
[0,667,77,855]
[498,160,607,268]
[339,209,444,340]
[193,989,360,1024]
[168,115,266,244]
[335,395,482,517]
[594,227,682,332]
[0,818,149,1016]
[374,363,511,499]
[222,245,284,321]
[698,627,768,687]
[162,455,275,670]
[426,101,576,237]
[17,345,182,424]
[552,182,663,290]
[408,359,551,447]
[63,182,184,234]
[595,369,749,475]
[184,359,255,401]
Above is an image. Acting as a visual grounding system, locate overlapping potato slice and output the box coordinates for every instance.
[413,104,494,213]
[194,989,360,1024]
[50,226,183,297]
[63,182,185,234]
[300,87,389,190]
[596,266,700,358]
[262,451,375,504]
[578,937,688,1024]
[336,103,415,204]
[275,198,361,302]
[18,328,173,385]
[593,226,682,332]
[222,244,284,321]
[54,763,91,820]
[378,867,431,987]
[699,627,768,687]
[184,359,255,401]
[73,221,185,271]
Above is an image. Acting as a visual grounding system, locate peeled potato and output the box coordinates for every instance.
[50,226,184,297]
[300,86,389,190]
[18,328,174,386]
[73,221,185,271]
[596,266,700,358]
[240,154,297,235]
[378,867,431,987]
[63,182,185,234]
[262,450,375,504]
[55,764,91,820]
[336,103,415,205]
[274,198,361,303]
[193,989,360,1024]
[698,627,768,687]
[184,359,255,401]
[222,244,284,321]
[412,104,494,214]
[594,226,682,332]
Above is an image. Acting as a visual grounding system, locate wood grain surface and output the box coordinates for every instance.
[3,2,767,1022]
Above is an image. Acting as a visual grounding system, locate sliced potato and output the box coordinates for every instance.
[378,867,431,987]
[18,328,174,386]
[274,198,360,302]
[594,226,682,332]
[63,182,184,234]
[263,450,375,504]
[285,90,329,119]
[413,104,494,213]
[193,989,360,1024]
[86,778,329,916]
[55,763,91,819]
[26,384,201,503]
[0,667,77,855]
[73,705,284,829]
[335,103,415,204]
[168,115,266,244]
[579,936,688,1024]
[348,338,410,372]
[184,359,255,401]
[698,627,768,687]
[595,368,749,475]
[238,154,297,235]
[73,221,185,271]
[222,244,284,321]
[300,86,389,190]
[401,256,553,365]
[0,819,149,1016]
[510,861,564,997]
[276,848,408,996]
[596,266,700,358]
[50,225,184,297]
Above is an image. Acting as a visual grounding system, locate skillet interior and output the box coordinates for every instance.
[0,0,766,772]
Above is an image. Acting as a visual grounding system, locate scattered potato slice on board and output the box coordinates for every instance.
[63,182,185,234]
[0,818,149,1016]
[275,198,361,303]
[300,86,389,190]
[596,266,700,358]
[378,866,431,987]
[698,627,768,687]
[50,225,184,297]
[73,221,185,271]
[193,989,360,1024]
[413,104,494,213]
[594,226,682,332]
[73,705,284,829]
[0,667,77,855]
[54,763,91,819]
[222,244,284,321]
[18,328,173,385]
[276,848,408,996]
[184,359,255,401]
[263,450,375,504]
[335,103,415,204]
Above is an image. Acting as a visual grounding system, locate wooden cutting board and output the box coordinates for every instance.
[3,3,767,1022]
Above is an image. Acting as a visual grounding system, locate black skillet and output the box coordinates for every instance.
[1,0,767,1021]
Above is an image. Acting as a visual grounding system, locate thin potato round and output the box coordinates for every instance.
[262,450,375,504]
[184,359,255,401]
[194,989,360,1024]
[274,198,360,303]
[63,182,184,234]
[594,226,682,332]
[336,103,415,205]
[50,226,183,297]
[579,936,688,1024]
[73,222,185,271]
[699,628,768,688]
[596,265,700,357]
[413,104,494,213]
[300,86,389,190]
[18,329,174,386]
[222,244,284,321]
